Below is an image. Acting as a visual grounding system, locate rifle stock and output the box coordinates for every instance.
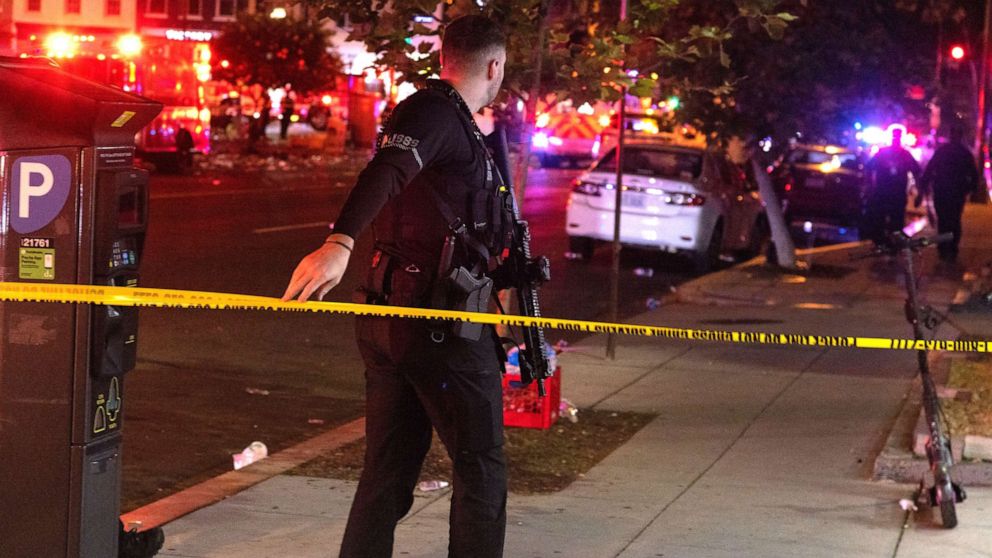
[489,123,553,395]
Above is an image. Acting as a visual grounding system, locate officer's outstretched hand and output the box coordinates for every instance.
[282,234,354,302]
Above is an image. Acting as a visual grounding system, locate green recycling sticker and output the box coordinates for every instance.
[19,246,55,280]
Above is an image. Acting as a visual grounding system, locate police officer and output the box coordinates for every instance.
[282,15,510,558]
[865,128,921,245]
[918,124,979,262]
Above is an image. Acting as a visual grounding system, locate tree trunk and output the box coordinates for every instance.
[511,0,549,202]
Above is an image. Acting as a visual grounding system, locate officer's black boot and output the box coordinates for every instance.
[119,520,165,558]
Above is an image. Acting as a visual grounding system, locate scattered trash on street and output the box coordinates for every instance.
[307,418,326,425]
[646,297,661,310]
[417,480,450,492]
[898,499,918,512]
[559,398,579,423]
[504,343,559,376]
[232,441,268,470]
[245,387,270,396]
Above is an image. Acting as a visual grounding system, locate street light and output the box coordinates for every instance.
[950,45,966,60]
[270,6,287,19]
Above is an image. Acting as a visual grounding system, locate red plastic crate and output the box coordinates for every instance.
[501,367,561,429]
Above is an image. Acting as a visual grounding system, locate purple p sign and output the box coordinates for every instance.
[11,154,71,234]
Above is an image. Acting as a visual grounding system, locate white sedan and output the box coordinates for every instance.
[565,141,768,271]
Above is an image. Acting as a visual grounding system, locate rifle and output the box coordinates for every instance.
[488,123,553,395]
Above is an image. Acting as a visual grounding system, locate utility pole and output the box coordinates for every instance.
[605,0,627,360]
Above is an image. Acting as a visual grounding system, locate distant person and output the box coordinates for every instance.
[259,90,272,139]
[280,85,295,140]
[918,125,979,262]
[864,128,921,245]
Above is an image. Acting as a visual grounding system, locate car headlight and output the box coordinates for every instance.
[571,179,602,196]
[533,131,550,149]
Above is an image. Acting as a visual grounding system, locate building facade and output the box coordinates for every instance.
[3,0,137,56]
[136,0,245,43]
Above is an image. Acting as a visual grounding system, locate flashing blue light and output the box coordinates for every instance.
[854,122,862,130]
[839,227,848,235]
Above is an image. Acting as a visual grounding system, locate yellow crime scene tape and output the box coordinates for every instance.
[0,282,988,353]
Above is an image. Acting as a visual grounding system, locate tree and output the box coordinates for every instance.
[310,0,794,178]
[671,0,980,145]
[314,1,790,111]
[212,14,341,92]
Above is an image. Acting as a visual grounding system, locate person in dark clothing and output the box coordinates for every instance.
[259,90,272,139]
[919,125,980,261]
[279,85,295,140]
[864,128,922,245]
[282,15,511,558]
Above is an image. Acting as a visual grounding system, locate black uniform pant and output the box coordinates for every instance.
[340,316,507,558]
[934,195,965,260]
[864,191,907,245]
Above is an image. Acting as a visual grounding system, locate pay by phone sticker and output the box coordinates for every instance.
[19,238,55,280]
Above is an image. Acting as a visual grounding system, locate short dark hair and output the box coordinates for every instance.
[441,15,506,70]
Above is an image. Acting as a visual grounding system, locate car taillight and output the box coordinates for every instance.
[572,180,602,196]
[663,192,705,206]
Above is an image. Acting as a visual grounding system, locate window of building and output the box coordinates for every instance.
[216,0,236,19]
[106,0,120,15]
[66,0,80,13]
[147,0,166,16]
[27,0,41,12]
[187,0,201,17]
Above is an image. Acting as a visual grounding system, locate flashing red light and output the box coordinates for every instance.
[950,45,965,60]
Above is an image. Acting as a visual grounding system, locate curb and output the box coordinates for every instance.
[121,417,366,530]
[872,354,992,486]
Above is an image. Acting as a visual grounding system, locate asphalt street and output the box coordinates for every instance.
[120,155,700,508]
[136,159,698,401]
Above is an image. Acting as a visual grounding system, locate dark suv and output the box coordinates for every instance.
[772,144,866,231]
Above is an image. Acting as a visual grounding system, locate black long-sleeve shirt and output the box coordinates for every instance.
[332,84,485,270]
[919,142,979,204]
[866,145,921,199]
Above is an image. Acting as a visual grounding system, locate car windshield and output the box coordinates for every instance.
[594,146,703,180]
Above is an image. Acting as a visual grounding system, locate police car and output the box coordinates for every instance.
[565,140,768,271]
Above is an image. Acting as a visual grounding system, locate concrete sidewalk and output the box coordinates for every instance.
[156,219,992,557]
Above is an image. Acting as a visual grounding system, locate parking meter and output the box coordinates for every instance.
[0,57,161,557]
